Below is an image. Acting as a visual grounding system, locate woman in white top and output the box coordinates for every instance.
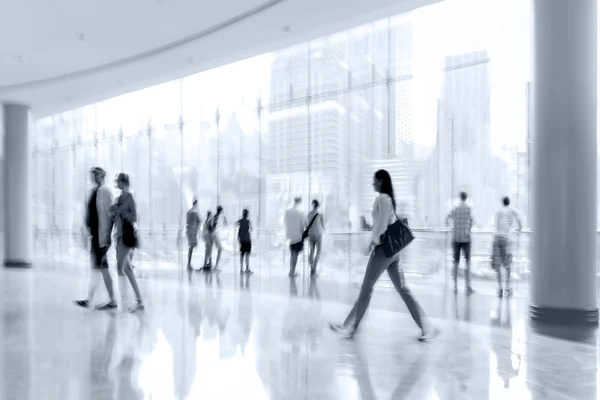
[330,169,438,341]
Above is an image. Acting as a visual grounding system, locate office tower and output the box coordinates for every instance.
[438,50,499,225]
[265,31,392,229]
[389,18,416,220]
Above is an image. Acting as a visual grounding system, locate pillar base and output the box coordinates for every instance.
[530,305,599,326]
[4,260,32,268]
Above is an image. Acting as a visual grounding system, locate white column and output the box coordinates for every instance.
[3,104,33,266]
[531,0,598,324]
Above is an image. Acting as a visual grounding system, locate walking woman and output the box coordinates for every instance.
[111,173,144,312]
[330,169,438,341]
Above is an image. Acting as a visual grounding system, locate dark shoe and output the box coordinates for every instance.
[505,288,513,297]
[96,301,118,311]
[452,286,458,294]
[245,269,254,275]
[497,289,504,298]
[73,300,89,308]
[288,272,298,278]
[419,327,439,342]
[466,287,475,295]
[329,323,354,339]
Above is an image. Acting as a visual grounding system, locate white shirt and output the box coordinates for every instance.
[86,184,114,248]
[495,206,522,238]
[284,207,307,244]
[372,194,396,245]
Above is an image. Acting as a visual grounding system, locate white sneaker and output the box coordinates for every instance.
[129,302,145,313]
[419,327,439,342]
[329,323,355,339]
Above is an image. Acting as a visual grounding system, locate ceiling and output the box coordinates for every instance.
[0,0,439,118]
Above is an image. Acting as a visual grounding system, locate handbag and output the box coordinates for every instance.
[302,213,320,240]
[380,215,415,257]
[122,219,139,248]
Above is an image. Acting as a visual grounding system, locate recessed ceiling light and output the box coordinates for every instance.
[282,25,291,33]
[76,33,86,41]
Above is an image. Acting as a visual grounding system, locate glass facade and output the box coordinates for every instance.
[31,0,539,282]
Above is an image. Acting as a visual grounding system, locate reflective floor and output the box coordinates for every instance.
[0,261,597,400]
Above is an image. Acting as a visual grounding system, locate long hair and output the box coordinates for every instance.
[375,169,396,211]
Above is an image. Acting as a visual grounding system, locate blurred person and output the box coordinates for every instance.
[74,167,117,310]
[330,170,438,341]
[212,205,227,270]
[111,173,144,312]
[446,191,475,295]
[306,199,325,277]
[284,197,307,278]
[186,200,202,270]
[203,211,215,269]
[491,197,522,297]
[236,209,253,274]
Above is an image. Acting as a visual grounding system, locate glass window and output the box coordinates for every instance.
[30,0,536,285]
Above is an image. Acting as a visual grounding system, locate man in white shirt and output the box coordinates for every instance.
[74,167,117,310]
[492,197,522,297]
[284,197,307,278]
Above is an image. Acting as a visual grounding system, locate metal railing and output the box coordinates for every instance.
[32,227,534,283]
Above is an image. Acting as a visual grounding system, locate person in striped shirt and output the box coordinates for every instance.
[446,191,475,294]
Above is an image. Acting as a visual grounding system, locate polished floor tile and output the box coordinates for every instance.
[0,267,597,400]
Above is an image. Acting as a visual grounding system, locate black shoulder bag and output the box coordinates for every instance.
[380,215,415,257]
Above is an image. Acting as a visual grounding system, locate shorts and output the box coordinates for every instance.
[240,242,252,255]
[491,236,512,269]
[90,238,109,270]
[290,241,304,254]
[187,232,198,248]
[453,241,471,262]
[116,239,134,276]
[309,236,322,246]
[213,234,223,250]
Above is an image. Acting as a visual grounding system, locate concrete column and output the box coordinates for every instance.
[531,0,598,324]
[3,104,33,267]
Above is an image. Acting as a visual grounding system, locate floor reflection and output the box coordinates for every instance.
[0,267,598,400]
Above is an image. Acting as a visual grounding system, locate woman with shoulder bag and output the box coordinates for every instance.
[111,173,144,312]
[330,169,438,341]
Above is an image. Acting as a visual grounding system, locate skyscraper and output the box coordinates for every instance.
[265,33,389,228]
[438,50,497,225]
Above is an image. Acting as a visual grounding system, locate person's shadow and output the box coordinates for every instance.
[240,273,251,291]
[338,341,430,400]
[308,277,320,300]
[452,291,472,322]
[490,298,521,390]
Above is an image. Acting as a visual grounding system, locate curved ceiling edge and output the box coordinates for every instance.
[0,0,286,93]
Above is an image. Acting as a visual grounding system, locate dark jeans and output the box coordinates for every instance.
[452,241,472,289]
[343,246,428,333]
